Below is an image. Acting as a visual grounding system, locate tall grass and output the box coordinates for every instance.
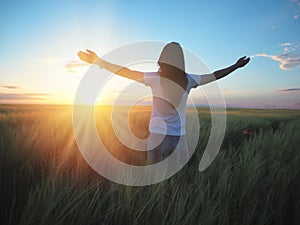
[0,105,299,225]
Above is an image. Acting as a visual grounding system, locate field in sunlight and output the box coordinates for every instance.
[0,105,299,225]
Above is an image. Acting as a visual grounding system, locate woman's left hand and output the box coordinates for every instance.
[236,56,250,68]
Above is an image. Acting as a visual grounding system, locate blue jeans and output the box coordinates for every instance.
[147,133,188,164]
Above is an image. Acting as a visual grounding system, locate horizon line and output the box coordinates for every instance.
[0,103,299,110]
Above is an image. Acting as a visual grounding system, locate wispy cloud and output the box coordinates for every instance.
[1,85,21,89]
[64,60,88,72]
[36,58,88,72]
[276,88,300,92]
[251,43,300,70]
[292,102,300,106]
[0,93,51,101]
[291,0,300,19]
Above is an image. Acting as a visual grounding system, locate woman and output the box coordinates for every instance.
[77,42,250,165]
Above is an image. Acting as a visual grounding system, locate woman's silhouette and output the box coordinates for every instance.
[78,42,250,165]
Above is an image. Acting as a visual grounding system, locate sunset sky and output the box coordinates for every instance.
[1,0,300,108]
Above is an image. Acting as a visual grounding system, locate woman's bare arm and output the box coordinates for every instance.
[77,49,144,82]
[200,56,250,85]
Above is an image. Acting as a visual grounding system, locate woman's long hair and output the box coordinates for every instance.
[158,42,187,107]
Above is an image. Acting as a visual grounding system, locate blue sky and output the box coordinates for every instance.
[0,0,299,108]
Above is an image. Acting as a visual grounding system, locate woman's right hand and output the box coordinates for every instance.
[77,49,100,64]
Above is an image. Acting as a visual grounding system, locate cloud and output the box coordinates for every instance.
[276,88,300,92]
[280,42,291,47]
[1,85,21,89]
[291,0,300,19]
[292,102,300,106]
[64,60,88,72]
[0,93,51,101]
[34,58,88,72]
[251,43,300,70]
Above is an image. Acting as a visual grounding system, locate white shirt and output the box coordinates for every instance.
[143,72,201,136]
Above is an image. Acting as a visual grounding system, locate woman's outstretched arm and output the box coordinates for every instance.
[200,56,250,85]
[77,49,144,82]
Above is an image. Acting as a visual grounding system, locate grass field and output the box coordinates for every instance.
[0,104,299,225]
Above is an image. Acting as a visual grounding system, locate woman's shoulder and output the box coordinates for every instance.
[143,71,159,86]
[186,73,201,89]
[144,71,159,77]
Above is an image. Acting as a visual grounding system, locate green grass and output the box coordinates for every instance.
[0,105,299,225]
